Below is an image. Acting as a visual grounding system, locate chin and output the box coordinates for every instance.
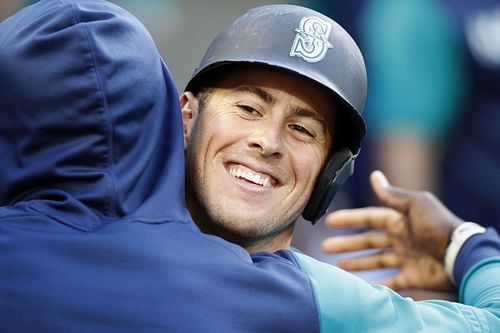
[213,215,271,238]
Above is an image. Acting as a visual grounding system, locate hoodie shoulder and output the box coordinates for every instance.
[0,0,190,229]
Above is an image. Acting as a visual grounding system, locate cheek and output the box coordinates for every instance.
[206,115,251,152]
[291,147,325,189]
[189,115,241,172]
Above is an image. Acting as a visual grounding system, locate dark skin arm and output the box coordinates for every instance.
[322,170,462,291]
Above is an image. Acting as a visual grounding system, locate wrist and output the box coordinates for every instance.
[444,222,486,286]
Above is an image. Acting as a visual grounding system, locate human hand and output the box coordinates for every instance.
[321,170,462,291]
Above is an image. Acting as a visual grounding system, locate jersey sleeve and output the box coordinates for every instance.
[293,251,500,332]
[454,228,500,287]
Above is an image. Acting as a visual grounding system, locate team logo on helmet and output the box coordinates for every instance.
[290,16,333,63]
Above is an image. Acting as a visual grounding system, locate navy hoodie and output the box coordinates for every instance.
[0,1,319,332]
[1,1,500,333]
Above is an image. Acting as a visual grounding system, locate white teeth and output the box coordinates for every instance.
[228,167,272,188]
[253,174,261,184]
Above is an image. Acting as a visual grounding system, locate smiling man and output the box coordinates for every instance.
[182,66,336,251]
[1,1,499,332]
[175,6,500,331]
[181,5,365,253]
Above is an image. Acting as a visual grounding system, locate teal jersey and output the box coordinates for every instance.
[294,252,500,332]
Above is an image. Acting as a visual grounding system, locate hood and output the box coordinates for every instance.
[0,0,191,230]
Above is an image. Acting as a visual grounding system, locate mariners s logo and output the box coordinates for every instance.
[290,16,333,63]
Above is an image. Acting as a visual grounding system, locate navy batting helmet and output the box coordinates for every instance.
[185,4,367,224]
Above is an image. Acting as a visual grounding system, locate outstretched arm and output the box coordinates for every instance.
[295,171,500,331]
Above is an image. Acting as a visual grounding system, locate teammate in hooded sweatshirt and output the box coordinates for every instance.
[0,1,499,332]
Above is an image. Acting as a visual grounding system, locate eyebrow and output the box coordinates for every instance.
[233,85,276,105]
[292,107,327,127]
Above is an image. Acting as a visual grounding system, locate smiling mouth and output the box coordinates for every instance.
[228,166,276,188]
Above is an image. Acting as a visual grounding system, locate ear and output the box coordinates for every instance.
[179,91,199,148]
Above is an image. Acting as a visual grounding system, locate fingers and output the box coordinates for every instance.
[370,170,416,213]
[379,274,408,291]
[336,251,401,271]
[322,231,391,253]
[325,206,401,230]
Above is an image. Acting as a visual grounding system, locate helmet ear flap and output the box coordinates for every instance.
[302,147,356,224]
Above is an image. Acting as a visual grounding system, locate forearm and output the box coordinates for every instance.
[294,232,500,332]
[456,228,500,330]
[454,228,500,288]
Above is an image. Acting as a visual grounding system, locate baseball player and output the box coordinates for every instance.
[181,4,365,252]
[0,1,498,332]
[180,3,500,331]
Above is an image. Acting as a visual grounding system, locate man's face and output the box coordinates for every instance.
[182,67,335,249]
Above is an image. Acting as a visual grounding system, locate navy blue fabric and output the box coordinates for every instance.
[453,228,500,286]
[0,1,319,332]
[0,0,189,228]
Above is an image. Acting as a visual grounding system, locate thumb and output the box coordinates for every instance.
[370,170,416,214]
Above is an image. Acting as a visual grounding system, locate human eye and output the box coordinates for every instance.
[236,103,262,118]
[238,104,257,113]
[290,123,314,138]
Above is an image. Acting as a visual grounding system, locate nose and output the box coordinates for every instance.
[246,118,284,158]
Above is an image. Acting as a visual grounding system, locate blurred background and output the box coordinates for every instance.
[2,0,499,283]
[1,0,319,92]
